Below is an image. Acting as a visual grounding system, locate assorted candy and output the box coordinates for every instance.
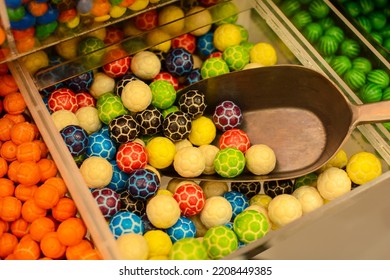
[0,68,102,260]
[1,0,388,260]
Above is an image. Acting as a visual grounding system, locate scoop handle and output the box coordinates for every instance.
[354,100,390,125]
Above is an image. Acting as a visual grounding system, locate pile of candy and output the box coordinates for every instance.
[4,1,386,260]
[277,0,390,131]
[0,65,102,260]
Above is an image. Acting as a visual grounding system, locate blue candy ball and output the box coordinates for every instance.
[197,31,217,56]
[86,130,117,160]
[165,216,196,243]
[165,48,194,77]
[65,70,94,93]
[60,125,89,157]
[223,191,249,220]
[107,160,130,193]
[126,169,160,200]
[109,211,144,239]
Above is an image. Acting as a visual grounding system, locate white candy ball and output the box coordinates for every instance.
[121,80,152,112]
[51,110,80,131]
[75,106,102,134]
[79,156,113,188]
[131,51,161,80]
[268,194,302,228]
[292,186,324,214]
[199,181,229,198]
[317,167,351,200]
[245,144,276,175]
[173,146,205,177]
[198,144,219,175]
[200,196,232,228]
[89,72,115,99]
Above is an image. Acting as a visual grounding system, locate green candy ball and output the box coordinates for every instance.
[356,16,372,33]
[214,147,246,178]
[367,69,390,89]
[325,26,345,43]
[308,0,330,19]
[303,22,324,43]
[169,238,208,260]
[294,172,318,190]
[359,83,383,103]
[368,11,387,30]
[317,35,339,56]
[280,0,301,17]
[339,39,361,58]
[382,87,390,100]
[330,55,352,76]
[344,1,361,17]
[343,68,367,91]
[318,17,335,30]
[291,11,312,30]
[233,210,270,244]
[352,57,372,73]
[359,0,375,15]
[203,226,238,260]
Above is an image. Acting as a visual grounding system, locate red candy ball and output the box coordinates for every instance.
[48,88,78,113]
[219,128,250,153]
[116,142,148,173]
[134,9,158,31]
[104,26,125,45]
[91,188,121,219]
[76,92,96,108]
[102,49,131,78]
[172,33,197,54]
[152,72,179,90]
[173,183,205,216]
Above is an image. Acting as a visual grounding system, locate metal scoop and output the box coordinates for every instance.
[162,65,390,182]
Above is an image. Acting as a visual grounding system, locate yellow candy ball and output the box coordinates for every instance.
[146,29,172,52]
[110,5,127,18]
[249,194,273,209]
[250,42,277,66]
[319,149,348,172]
[213,23,242,51]
[346,152,382,185]
[55,37,80,60]
[116,233,149,260]
[146,136,176,169]
[128,0,149,11]
[144,230,172,257]
[158,5,185,35]
[185,6,213,36]
[188,116,216,146]
[21,50,49,75]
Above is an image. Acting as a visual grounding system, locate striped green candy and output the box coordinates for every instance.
[340,39,361,58]
[359,83,383,103]
[343,68,366,91]
[330,55,352,76]
[317,35,339,56]
[366,69,390,89]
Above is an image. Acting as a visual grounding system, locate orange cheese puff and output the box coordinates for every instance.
[0,74,18,97]
[0,196,22,222]
[29,216,56,242]
[3,113,26,124]
[37,158,58,182]
[3,92,26,115]
[16,141,41,162]
[16,161,41,186]
[21,199,47,223]
[79,248,103,260]
[10,121,36,145]
[33,184,60,209]
[52,197,77,222]
[7,160,20,183]
[0,233,18,258]
[14,184,38,202]
[65,239,94,260]
[0,117,15,141]
[0,157,8,177]
[40,232,66,259]
[0,140,18,162]
[44,177,67,198]
[33,139,48,158]
[0,178,14,197]
[13,234,40,260]
[57,217,87,246]
[10,217,30,238]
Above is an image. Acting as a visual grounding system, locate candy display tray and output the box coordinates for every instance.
[7,0,390,259]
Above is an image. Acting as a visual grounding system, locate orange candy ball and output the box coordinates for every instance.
[10,121,37,145]
[51,197,77,222]
[0,74,18,97]
[0,196,22,222]
[14,184,38,202]
[0,178,14,197]
[16,141,42,162]
[0,232,18,258]
[16,161,41,186]
[66,239,93,260]
[21,199,47,223]
[29,216,56,242]
[40,232,66,259]
[10,217,30,238]
[13,234,41,260]
[3,92,26,115]
[0,157,8,177]
[0,117,14,141]
[44,177,67,198]
[34,184,60,209]
[37,159,58,182]
[57,217,87,246]
[0,140,18,162]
